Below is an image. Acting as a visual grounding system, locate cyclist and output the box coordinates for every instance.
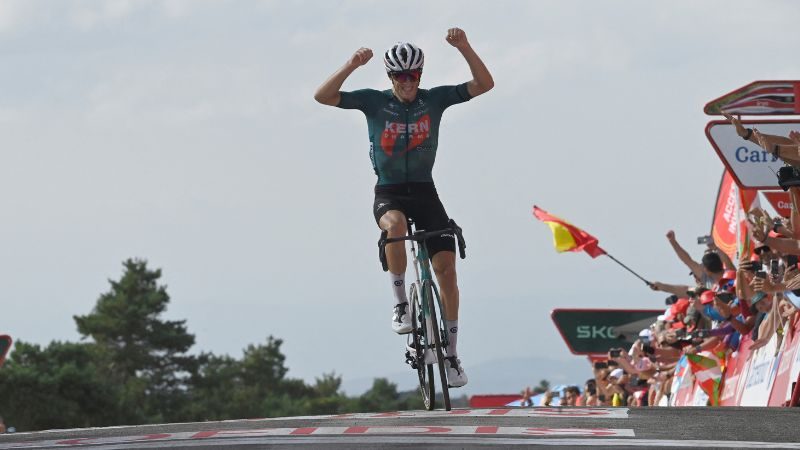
[314,28,493,387]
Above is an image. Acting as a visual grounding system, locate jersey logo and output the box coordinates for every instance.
[380,114,430,156]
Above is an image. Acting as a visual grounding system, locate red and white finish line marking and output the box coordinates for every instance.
[0,427,635,448]
[258,407,629,421]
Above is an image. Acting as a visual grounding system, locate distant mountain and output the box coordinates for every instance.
[340,355,590,397]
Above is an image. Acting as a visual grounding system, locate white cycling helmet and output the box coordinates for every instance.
[384,42,424,73]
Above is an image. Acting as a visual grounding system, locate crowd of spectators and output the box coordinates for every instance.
[524,115,800,407]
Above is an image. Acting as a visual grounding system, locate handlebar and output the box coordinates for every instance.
[378,219,466,272]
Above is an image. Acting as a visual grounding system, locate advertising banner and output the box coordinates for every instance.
[705,120,800,190]
[550,309,663,355]
[705,80,800,115]
[762,191,792,218]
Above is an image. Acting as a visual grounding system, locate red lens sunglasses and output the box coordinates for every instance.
[391,71,421,82]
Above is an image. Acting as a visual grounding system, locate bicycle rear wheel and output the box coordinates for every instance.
[409,282,435,410]
[423,280,451,411]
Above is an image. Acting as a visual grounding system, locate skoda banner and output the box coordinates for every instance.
[705,120,800,190]
[551,309,663,355]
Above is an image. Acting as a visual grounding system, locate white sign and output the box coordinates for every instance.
[739,332,780,406]
[706,121,800,189]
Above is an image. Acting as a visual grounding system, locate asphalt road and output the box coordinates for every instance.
[1,407,799,449]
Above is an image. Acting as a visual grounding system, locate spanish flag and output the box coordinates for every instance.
[532,206,606,258]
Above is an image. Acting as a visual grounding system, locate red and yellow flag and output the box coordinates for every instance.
[532,206,606,258]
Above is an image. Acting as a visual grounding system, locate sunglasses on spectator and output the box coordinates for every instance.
[391,71,421,82]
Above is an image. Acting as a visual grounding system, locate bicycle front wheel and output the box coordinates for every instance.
[409,282,435,410]
[423,279,451,411]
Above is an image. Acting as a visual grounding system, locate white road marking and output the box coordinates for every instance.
[4,435,800,450]
[0,427,635,448]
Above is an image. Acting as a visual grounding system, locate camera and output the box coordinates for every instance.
[609,349,622,358]
[665,294,679,305]
[742,261,761,272]
[771,259,780,274]
[777,165,800,191]
[697,235,712,245]
[755,270,767,279]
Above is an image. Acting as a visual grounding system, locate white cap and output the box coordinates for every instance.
[609,368,624,379]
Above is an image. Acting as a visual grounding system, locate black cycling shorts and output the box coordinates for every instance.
[373,182,455,257]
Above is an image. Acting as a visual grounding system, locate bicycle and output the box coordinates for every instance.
[378,218,466,411]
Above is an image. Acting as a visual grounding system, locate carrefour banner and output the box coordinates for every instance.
[706,120,800,190]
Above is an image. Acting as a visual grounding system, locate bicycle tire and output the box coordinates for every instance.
[423,279,451,411]
[409,282,435,410]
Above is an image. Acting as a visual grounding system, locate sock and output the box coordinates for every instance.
[390,272,407,306]
[445,320,459,356]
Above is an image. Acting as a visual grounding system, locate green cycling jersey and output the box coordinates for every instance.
[337,83,472,185]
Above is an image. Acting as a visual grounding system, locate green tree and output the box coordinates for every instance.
[0,341,118,431]
[532,379,551,395]
[73,258,197,424]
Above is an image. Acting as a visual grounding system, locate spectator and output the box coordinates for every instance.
[520,386,533,407]
[0,416,6,434]
[650,231,733,298]
[563,386,580,406]
[582,379,597,406]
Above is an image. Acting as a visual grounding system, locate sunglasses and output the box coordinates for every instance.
[391,71,421,83]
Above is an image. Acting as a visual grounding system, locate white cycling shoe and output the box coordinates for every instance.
[445,356,468,388]
[392,302,413,334]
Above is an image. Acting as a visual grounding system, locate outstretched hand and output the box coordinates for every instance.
[446,27,470,50]
[747,208,772,243]
[348,47,373,68]
[722,111,748,138]
[790,130,800,146]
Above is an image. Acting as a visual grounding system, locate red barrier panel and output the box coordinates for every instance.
[469,395,521,408]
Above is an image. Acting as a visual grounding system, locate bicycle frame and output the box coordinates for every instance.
[378,218,465,410]
[407,228,447,350]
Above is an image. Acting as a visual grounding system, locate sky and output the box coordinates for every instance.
[3,0,800,395]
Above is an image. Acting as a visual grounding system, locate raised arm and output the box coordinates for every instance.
[750,213,800,256]
[666,231,705,280]
[722,110,800,166]
[445,28,494,98]
[314,47,373,106]
[649,281,691,297]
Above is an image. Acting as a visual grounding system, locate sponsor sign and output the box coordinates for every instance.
[669,356,694,406]
[762,191,792,218]
[705,80,800,115]
[550,309,663,355]
[705,120,800,189]
[710,171,756,261]
[0,335,11,368]
[739,332,780,406]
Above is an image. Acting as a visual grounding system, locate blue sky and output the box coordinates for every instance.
[2,0,800,394]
